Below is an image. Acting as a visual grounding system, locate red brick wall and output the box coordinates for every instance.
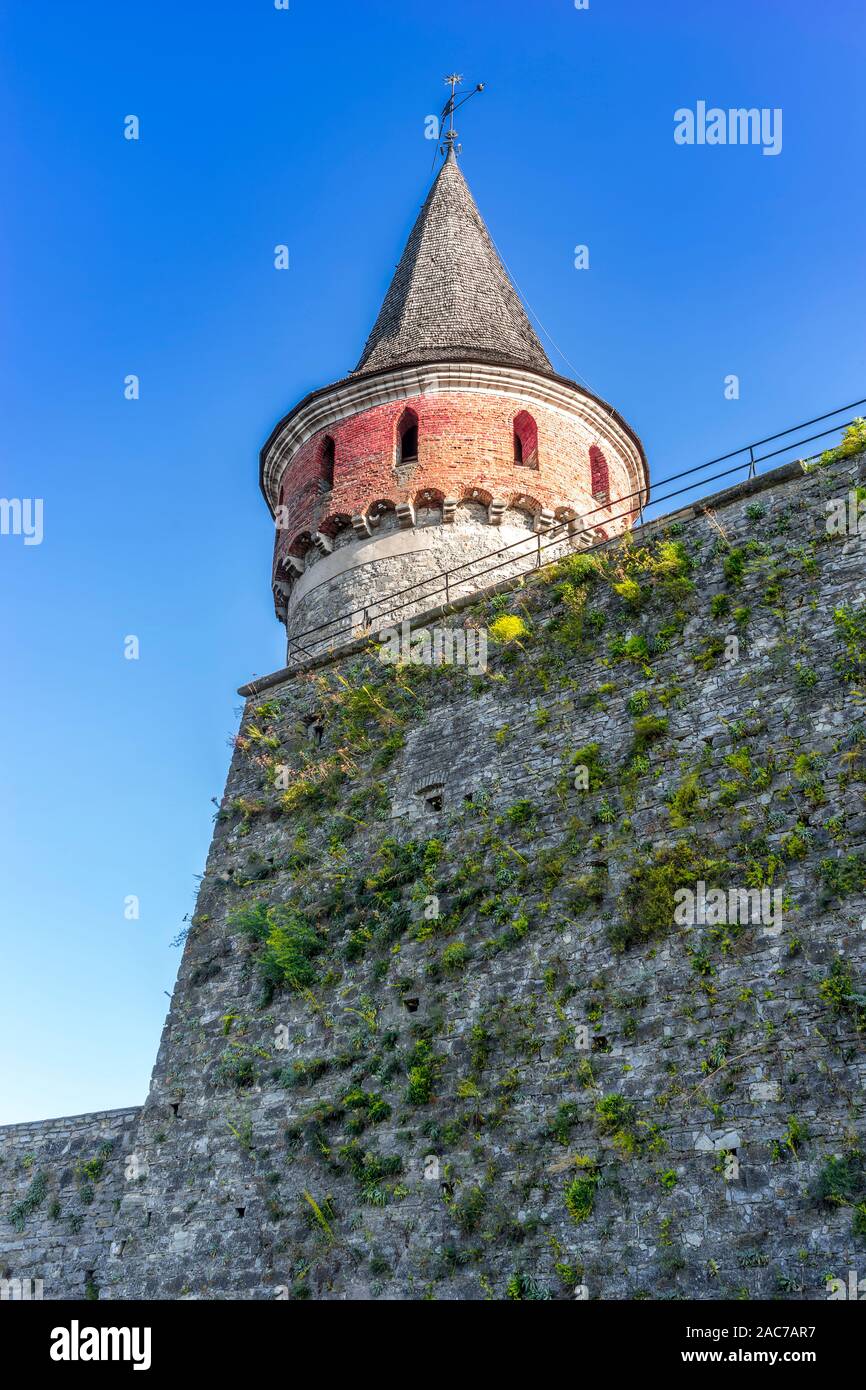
[273,390,639,571]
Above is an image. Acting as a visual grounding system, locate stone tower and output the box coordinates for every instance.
[2,140,865,1304]
[263,147,649,661]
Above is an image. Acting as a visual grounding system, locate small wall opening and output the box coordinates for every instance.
[418,784,444,813]
[290,531,314,562]
[414,487,444,525]
[367,499,397,530]
[397,407,419,464]
[320,435,335,490]
[590,444,610,503]
[513,410,538,468]
[302,713,324,745]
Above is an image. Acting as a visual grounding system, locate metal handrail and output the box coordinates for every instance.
[282,398,865,663]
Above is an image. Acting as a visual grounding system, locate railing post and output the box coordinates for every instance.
[444,570,450,607]
[748,445,756,478]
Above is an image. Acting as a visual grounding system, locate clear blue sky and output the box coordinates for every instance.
[1,0,864,1124]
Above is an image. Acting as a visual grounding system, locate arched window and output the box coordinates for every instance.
[321,435,335,490]
[590,445,609,502]
[397,407,418,464]
[513,411,538,468]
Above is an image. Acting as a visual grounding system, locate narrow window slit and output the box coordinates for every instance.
[320,436,335,490]
[397,407,419,465]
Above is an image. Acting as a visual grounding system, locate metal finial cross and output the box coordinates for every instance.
[443,73,463,146]
[438,73,485,160]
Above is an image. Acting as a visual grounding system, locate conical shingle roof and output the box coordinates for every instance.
[353,149,553,377]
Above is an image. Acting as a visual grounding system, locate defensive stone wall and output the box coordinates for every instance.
[4,445,865,1300]
[0,1107,140,1300]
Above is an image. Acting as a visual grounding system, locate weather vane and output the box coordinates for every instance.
[437,73,485,162]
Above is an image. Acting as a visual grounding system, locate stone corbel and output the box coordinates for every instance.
[313,532,333,557]
[352,513,372,538]
[442,497,457,523]
[488,497,507,526]
[396,501,415,530]
[273,583,289,622]
[558,507,584,538]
